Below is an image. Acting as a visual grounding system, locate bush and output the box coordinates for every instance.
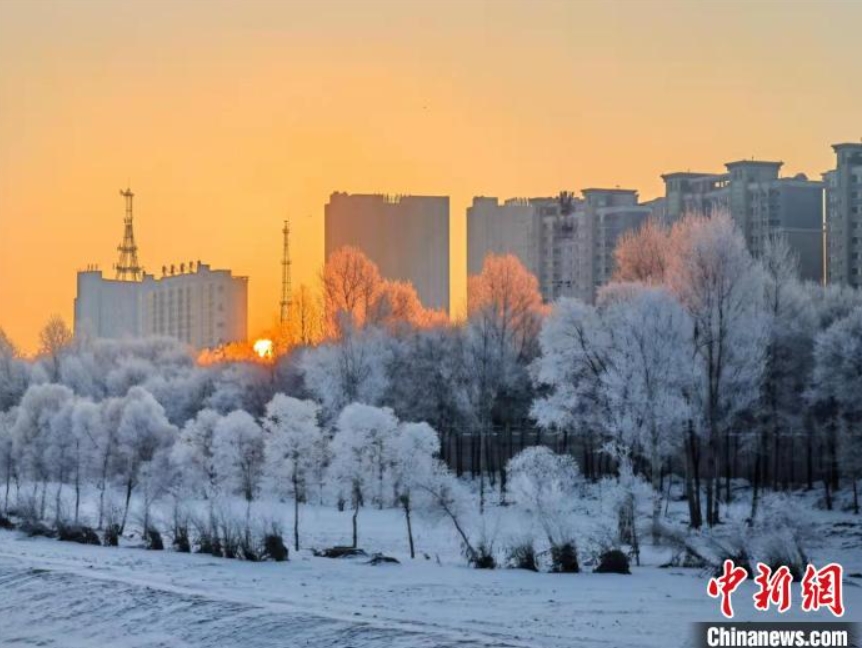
[172,525,191,553]
[262,532,289,562]
[594,549,630,574]
[506,542,538,572]
[313,546,368,559]
[470,542,496,570]
[550,542,579,573]
[21,521,56,538]
[103,523,120,547]
[759,532,809,581]
[366,553,400,566]
[146,528,164,551]
[0,515,16,530]
[58,524,101,546]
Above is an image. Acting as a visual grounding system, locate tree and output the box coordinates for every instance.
[329,403,398,547]
[38,315,73,382]
[388,421,440,558]
[11,383,74,518]
[263,394,325,550]
[466,254,546,509]
[213,409,266,540]
[114,386,177,533]
[666,211,768,526]
[811,307,862,514]
[0,408,17,514]
[507,446,581,549]
[367,280,447,333]
[613,218,670,284]
[599,284,693,535]
[0,329,28,411]
[322,246,382,337]
[300,326,393,422]
[171,408,222,500]
[531,298,611,482]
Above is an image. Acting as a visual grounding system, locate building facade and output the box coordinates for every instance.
[75,263,248,350]
[325,192,450,312]
[662,161,824,282]
[825,143,862,286]
[467,189,654,305]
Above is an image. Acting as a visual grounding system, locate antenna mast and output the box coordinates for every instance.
[280,219,292,323]
[115,187,143,281]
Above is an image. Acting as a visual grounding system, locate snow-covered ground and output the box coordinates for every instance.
[1,500,860,648]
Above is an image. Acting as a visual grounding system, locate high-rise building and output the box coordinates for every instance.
[467,197,542,278]
[325,192,450,312]
[467,189,654,305]
[825,143,862,286]
[662,160,824,282]
[75,263,248,350]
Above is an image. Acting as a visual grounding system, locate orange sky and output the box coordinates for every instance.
[1,0,861,353]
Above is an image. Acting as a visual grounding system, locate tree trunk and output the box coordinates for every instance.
[294,482,301,552]
[120,478,133,534]
[74,469,81,525]
[403,498,415,559]
[351,496,360,549]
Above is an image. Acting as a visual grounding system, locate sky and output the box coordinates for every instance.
[1,0,861,353]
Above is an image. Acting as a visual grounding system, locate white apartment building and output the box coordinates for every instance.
[74,262,248,350]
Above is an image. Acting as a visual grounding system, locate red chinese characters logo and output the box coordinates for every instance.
[752,564,792,613]
[801,563,844,617]
[707,561,846,618]
[708,559,748,619]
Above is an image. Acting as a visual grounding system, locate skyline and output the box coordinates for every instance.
[3,0,862,352]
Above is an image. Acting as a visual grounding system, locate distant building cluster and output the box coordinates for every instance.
[74,189,248,350]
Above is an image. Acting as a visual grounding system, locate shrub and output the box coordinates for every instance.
[262,532,289,562]
[57,524,101,546]
[103,523,120,547]
[146,528,164,551]
[506,542,538,572]
[550,541,579,573]
[313,546,368,559]
[367,553,400,565]
[21,521,56,538]
[470,542,496,569]
[172,525,191,553]
[594,549,630,574]
[0,515,16,530]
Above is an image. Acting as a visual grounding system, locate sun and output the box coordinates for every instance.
[253,338,273,360]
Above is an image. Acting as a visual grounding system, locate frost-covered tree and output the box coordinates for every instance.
[213,409,266,537]
[322,245,382,336]
[599,284,693,534]
[68,398,101,523]
[300,326,393,422]
[114,387,177,533]
[531,299,611,480]
[329,403,398,547]
[388,421,440,558]
[466,254,546,509]
[11,383,74,518]
[414,460,479,564]
[613,218,670,285]
[263,394,325,550]
[171,408,222,499]
[38,315,73,382]
[0,329,28,412]
[666,211,768,526]
[0,408,17,513]
[507,446,581,549]
[811,306,862,513]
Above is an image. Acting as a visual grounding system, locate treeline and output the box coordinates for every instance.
[1,210,861,544]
